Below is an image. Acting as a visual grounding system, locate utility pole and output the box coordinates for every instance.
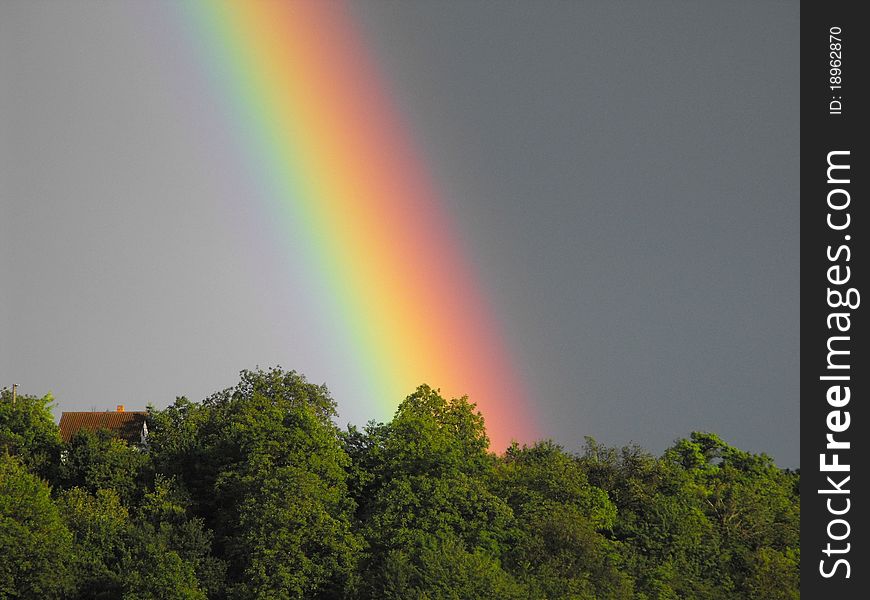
[11,383,17,405]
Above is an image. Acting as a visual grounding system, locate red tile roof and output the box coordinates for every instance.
[58,411,148,443]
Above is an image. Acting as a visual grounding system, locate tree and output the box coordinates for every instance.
[581,436,732,598]
[0,454,72,599]
[220,404,362,599]
[511,504,633,600]
[497,440,616,529]
[135,476,226,598]
[57,485,207,600]
[495,441,631,599]
[148,368,361,599]
[663,432,800,598]
[743,547,799,600]
[119,532,207,600]
[56,428,149,505]
[355,386,517,597]
[57,487,130,599]
[579,433,800,599]
[377,533,527,600]
[0,369,800,599]
[0,388,63,480]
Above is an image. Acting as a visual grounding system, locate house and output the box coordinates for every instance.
[58,405,148,446]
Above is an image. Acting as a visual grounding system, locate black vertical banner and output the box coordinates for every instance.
[801,1,868,597]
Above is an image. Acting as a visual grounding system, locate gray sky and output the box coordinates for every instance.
[1,1,799,466]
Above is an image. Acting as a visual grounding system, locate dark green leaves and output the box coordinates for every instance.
[0,375,798,599]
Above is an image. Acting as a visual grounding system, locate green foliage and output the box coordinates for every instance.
[57,428,149,505]
[119,533,206,600]
[381,385,492,478]
[149,368,360,599]
[0,388,62,479]
[0,454,72,599]
[377,533,527,600]
[512,503,633,600]
[582,433,800,599]
[350,386,519,597]
[0,377,799,600]
[497,440,616,529]
[218,404,362,600]
[495,441,630,599]
[136,476,226,597]
[744,547,800,600]
[56,487,129,598]
[57,485,208,600]
[664,432,801,598]
[359,387,513,576]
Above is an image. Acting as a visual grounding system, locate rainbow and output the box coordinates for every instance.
[173,0,537,449]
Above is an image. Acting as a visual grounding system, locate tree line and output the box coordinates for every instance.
[1,367,799,599]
